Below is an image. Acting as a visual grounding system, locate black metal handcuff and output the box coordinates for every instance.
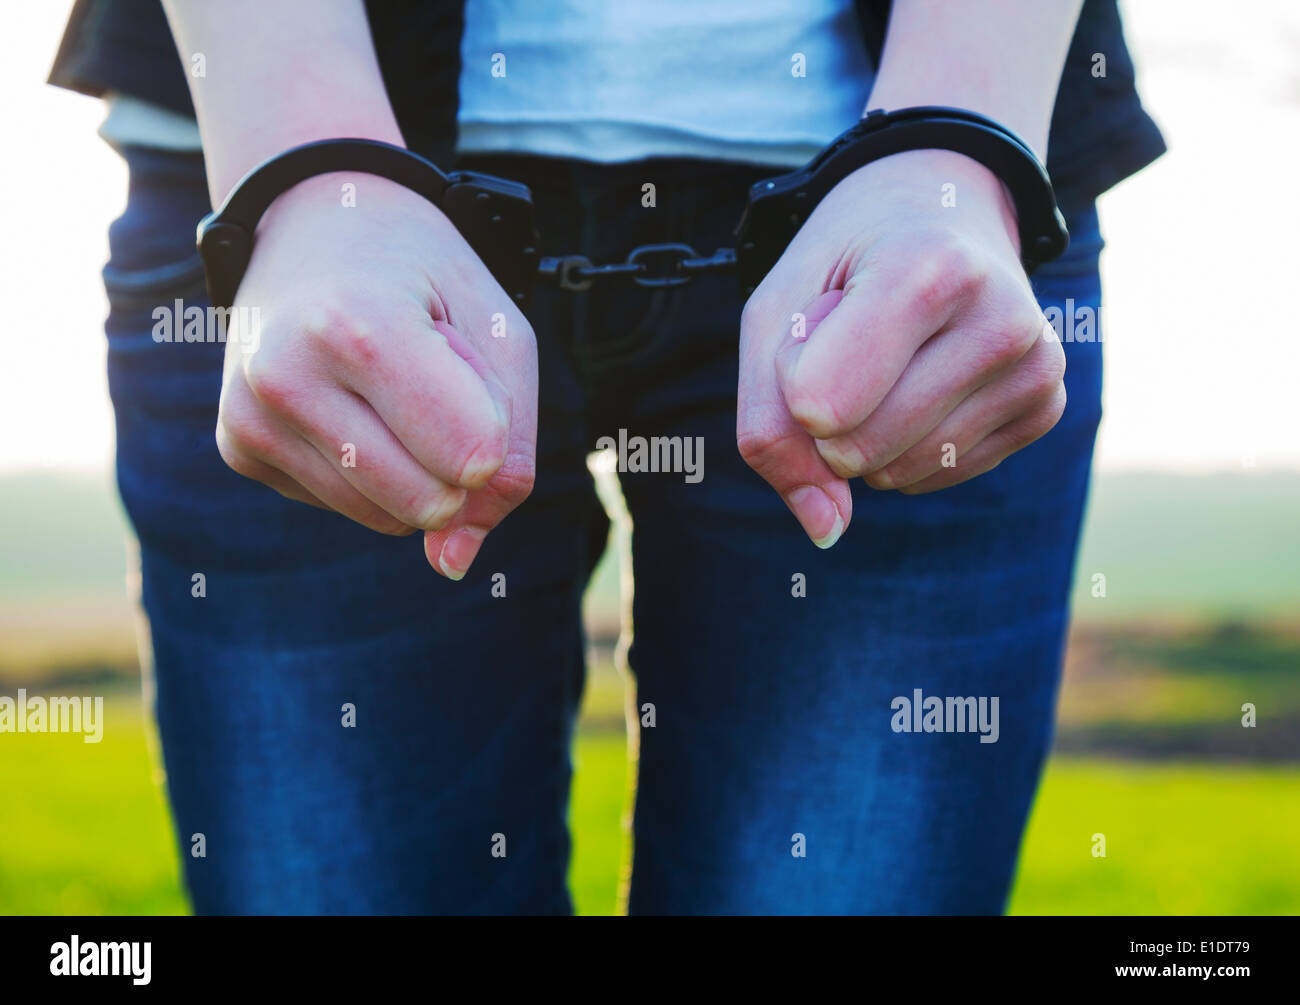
[197,106,1068,311]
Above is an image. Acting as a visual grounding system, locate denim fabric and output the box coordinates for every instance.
[105,144,1103,914]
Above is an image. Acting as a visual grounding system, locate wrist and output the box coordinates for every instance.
[907,148,1019,240]
[864,91,1049,163]
[257,169,448,238]
[852,147,1023,258]
[205,115,405,209]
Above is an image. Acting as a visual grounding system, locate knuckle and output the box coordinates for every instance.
[242,353,300,415]
[737,425,806,482]
[1018,306,1056,358]
[962,293,1044,377]
[335,325,381,369]
[1031,346,1068,397]
[1044,340,1068,383]
[296,300,378,366]
[907,236,985,314]
[980,322,1034,373]
[215,421,259,475]
[217,407,278,463]
[1018,388,1067,447]
[739,293,776,338]
[492,461,536,509]
[1015,343,1066,406]
[1044,382,1068,426]
[736,424,778,469]
[935,235,982,283]
[1017,301,1053,340]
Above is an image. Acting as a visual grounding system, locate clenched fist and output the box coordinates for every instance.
[737,148,1065,548]
[215,173,538,579]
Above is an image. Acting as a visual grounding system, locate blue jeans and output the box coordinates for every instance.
[104,145,1104,915]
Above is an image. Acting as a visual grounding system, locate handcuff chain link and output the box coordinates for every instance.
[538,244,739,292]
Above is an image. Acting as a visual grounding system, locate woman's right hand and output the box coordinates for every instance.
[215,172,537,580]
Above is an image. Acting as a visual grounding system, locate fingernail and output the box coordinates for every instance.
[459,436,507,488]
[419,487,468,531]
[869,467,897,490]
[815,438,866,478]
[437,526,487,580]
[786,485,844,549]
[813,511,845,549]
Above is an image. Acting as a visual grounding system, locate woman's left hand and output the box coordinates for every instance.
[737,147,1067,548]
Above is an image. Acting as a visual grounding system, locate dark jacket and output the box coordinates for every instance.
[49,0,1164,214]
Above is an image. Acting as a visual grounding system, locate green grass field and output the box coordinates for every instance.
[0,695,183,915]
[1010,761,1300,915]
[2,692,1296,916]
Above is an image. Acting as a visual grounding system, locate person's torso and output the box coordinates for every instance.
[55,0,1167,209]
[454,0,874,167]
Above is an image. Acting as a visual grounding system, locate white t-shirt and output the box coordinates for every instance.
[455,0,874,168]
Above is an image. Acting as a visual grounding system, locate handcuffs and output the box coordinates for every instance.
[197,106,1069,311]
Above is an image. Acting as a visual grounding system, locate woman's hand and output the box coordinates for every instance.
[215,173,537,580]
[737,148,1065,547]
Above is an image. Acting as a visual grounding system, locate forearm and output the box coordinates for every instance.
[161,0,403,206]
[865,0,1084,159]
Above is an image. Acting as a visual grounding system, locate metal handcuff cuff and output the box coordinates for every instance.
[197,106,1069,311]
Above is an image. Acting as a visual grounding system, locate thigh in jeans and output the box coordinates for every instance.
[104,145,602,914]
[617,192,1104,914]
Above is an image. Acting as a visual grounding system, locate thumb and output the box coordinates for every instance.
[738,287,852,548]
[423,320,536,580]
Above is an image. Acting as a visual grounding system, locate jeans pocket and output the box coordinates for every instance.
[103,144,213,349]
[103,254,208,313]
[102,249,224,401]
[103,159,225,427]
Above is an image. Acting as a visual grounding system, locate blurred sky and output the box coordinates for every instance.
[1,0,1297,473]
